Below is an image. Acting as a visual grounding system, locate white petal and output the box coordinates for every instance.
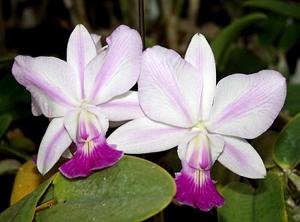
[88,25,142,104]
[64,109,80,142]
[185,34,216,120]
[37,118,72,174]
[64,108,109,142]
[86,106,109,134]
[98,91,144,121]
[218,136,266,178]
[207,70,286,139]
[107,117,192,154]
[177,133,224,169]
[12,56,79,117]
[139,46,202,127]
[67,24,97,98]
[207,134,224,163]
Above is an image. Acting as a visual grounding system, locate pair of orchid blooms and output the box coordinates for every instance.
[12,24,286,211]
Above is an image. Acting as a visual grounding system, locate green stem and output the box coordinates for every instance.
[0,144,31,160]
[153,211,165,222]
[138,0,145,49]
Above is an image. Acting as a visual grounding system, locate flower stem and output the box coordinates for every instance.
[138,0,145,49]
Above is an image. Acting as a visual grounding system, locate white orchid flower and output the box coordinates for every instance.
[108,34,286,211]
[12,24,143,178]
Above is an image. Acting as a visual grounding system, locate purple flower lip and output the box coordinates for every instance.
[59,140,123,179]
[175,168,224,211]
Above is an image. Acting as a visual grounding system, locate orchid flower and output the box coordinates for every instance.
[12,24,143,178]
[108,34,286,211]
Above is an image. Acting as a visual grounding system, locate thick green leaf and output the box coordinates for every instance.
[257,15,285,47]
[283,84,300,116]
[252,130,278,168]
[211,13,267,69]
[273,114,300,169]
[0,114,12,138]
[0,159,20,175]
[36,155,176,222]
[218,172,288,222]
[221,46,266,76]
[243,0,300,20]
[0,176,54,222]
[278,23,300,50]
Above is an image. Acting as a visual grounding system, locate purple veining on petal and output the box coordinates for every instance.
[185,134,211,170]
[14,61,75,107]
[198,143,210,170]
[59,138,123,178]
[175,163,224,211]
[78,29,86,99]
[141,48,196,124]
[77,111,102,143]
[212,76,280,128]
[90,26,130,101]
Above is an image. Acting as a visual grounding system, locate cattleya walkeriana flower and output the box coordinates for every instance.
[12,24,143,178]
[108,34,287,210]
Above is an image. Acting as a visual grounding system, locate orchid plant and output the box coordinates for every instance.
[108,34,287,211]
[12,24,143,178]
[10,20,287,213]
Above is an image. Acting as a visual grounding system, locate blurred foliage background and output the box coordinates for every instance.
[0,0,300,221]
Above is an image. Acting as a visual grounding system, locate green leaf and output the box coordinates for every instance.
[0,114,12,138]
[211,13,267,70]
[243,0,300,20]
[221,46,266,76]
[0,142,31,160]
[0,176,54,222]
[278,22,300,50]
[7,131,36,152]
[257,16,285,47]
[0,159,21,175]
[283,84,300,116]
[218,172,288,222]
[287,171,300,191]
[0,55,15,69]
[36,155,176,222]
[273,114,300,169]
[252,130,278,168]
[0,75,31,119]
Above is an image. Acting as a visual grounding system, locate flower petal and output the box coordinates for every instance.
[67,24,97,98]
[88,25,142,104]
[12,56,78,117]
[98,91,144,121]
[37,118,72,175]
[207,70,286,139]
[218,136,266,178]
[139,46,201,127]
[177,133,224,170]
[175,162,224,211]
[107,117,192,154]
[64,108,109,142]
[59,139,123,178]
[185,34,216,120]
